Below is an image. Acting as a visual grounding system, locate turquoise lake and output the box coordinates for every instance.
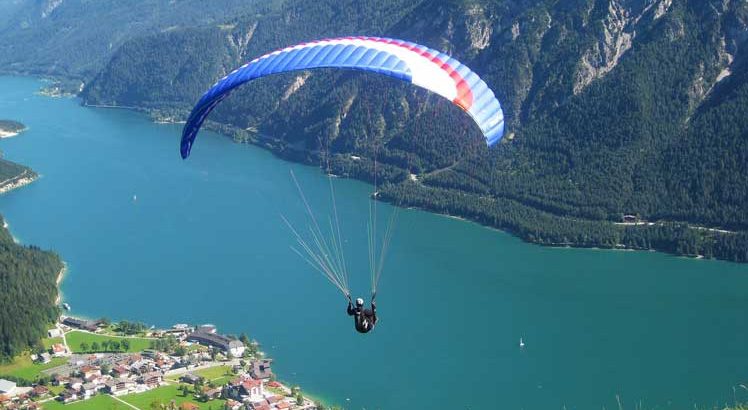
[2,76,748,409]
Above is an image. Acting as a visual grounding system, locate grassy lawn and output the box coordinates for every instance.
[0,354,67,381]
[187,344,207,353]
[43,337,63,349]
[48,384,66,395]
[209,375,233,387]
[42,394,124,410]
[267,385,286,396]
[66,331,152,353]
[167,365,234,383]
[122,384,226,410]
[194,365,233,381]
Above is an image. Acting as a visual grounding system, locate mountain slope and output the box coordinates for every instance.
[0,0,263,78]
[0,217,62,362]
[63,0,748,262]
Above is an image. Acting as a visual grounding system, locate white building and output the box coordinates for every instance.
[0,379,17,396]
[51,343,70,357]
[48,328,63,338]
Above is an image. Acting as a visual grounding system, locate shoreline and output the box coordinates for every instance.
[0,130,20,138]
[0,171,38,194]
[0,122,27,139]
[71,98,745,264]
[431,207,714,261]
[55,263,68,305]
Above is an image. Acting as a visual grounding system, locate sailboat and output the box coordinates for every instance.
[519,337,525,348]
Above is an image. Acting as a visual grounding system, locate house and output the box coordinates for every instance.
[59,389,78,403]
[67,378,83,391]
[622,214,638,223]
[139,371,163,388]
[105,378,134,396]
[30,386,50,398]
[239,379,264,400]
[0,379,17,396]
[112,365,131,378]
[80,365,101,380]
[53,374,70,386]
[61,317,101,332]
[82,383,97,398]
[38,352,52,364]
[130,359,153,374]
[204,386,222,400]
[225,399,243,410]
[266,395,283,405]
[180,373,203,385]
[169,324,194,337]
[250,359,273,380]
[48,328,63,338]
[276,402,291,409]
[180,402,200,410]
[186,332,245,357]
[51,343,69,357]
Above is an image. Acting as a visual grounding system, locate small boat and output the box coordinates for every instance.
[519,337,525,348]
[132,194,137,202]
[62,303,71,311]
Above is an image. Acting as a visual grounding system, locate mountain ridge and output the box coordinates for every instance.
[3,0,747,262]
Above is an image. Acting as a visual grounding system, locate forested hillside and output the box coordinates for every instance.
[10,0,748,262]
[0,216,63,361]
[0,158,32,181]
[0,130,61,361]
[0,0,261,78]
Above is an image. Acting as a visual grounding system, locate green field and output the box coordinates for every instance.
[122,384,226,410]
[196,365,234,386]
[167,365,234,384]
[0,354,67,381]
[65,331,152,353]
[42,394,123,410]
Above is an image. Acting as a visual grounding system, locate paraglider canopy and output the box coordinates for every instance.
[180,36,505,158]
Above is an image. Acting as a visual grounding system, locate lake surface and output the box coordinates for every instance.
[2,76,748,409]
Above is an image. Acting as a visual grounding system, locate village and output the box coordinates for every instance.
[0,317,319,410]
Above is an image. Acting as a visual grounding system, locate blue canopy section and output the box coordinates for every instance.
[181,42,413,158]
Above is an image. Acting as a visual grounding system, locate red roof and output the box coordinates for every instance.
[242,379,262,389]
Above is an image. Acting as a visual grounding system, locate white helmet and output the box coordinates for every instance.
[355,298,364,307]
